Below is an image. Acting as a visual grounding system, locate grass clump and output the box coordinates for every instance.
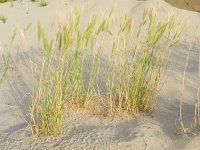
[30,7,83,135]
[0,14,7,23]
[0,54,12,85]
[0,29,16,85]
[106,9,185,115]
[0,0,16,3]
[0,0,7,3]
[39,0,48,7]
[29,6,184,136]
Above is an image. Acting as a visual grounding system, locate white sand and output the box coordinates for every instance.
[0,0,200,149]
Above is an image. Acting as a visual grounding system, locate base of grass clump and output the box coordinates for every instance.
[29,6,185,136]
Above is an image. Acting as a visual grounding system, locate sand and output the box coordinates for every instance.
[0,0,200,149]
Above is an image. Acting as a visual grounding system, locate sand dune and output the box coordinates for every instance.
[164,0,200,11]
[0,0,200,149]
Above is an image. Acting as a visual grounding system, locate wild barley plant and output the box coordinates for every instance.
[106,8,185,116]
[29,6,103,135]
[30,19,67,135]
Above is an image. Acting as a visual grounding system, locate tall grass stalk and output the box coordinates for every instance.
[178,44,192,133]
[178,37,200,134]
[0,53,12,85]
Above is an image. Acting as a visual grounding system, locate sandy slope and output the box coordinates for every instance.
[0,0,200,149]
[164,0,200,11]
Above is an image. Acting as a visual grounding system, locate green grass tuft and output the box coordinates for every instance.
[0,14,7,23]
[39,0,48,7]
